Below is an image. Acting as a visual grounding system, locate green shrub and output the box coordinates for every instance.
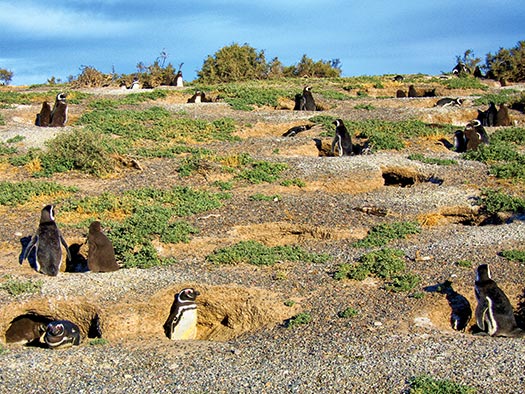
[486,40,525,83]
[385,273,421,293]
[0,113,5,125]
[337,307,359,318]
[280,178,306,188]
[456,260,473,268]
[207,240,330,266]
[0,181,77,206]
[441,76,488,90]
[500,249,525,263]
[478,189,525,214]
[236,160,288,184]
[249,193,281,202]
[353,221,421,248]
[89,338,109,346]
[286,312,312,328]
[221,84,289,110]
[408,374,476,394]
[0,276,43,296]
[0,142,16,155]
[38,129,117,177]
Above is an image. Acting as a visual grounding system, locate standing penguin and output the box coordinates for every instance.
[43,320,81,348]
[466,119,489,145]
[50,93,68,127]
[87,221,119,273]
[474,264,524,337]
[35,101,52,127]
[22,205,71,276]
[301,86,316,111]
[163,288,200,340]
[496,103,511,126]
[331,119,353,156]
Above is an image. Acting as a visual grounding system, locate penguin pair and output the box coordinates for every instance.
[474,264,524,337]
[453,120,489,153]
[187,90,211,103]
[294,86,316,111]
[477,102,498,127]
[36,93,68,127]
[331,119,353,156]
[164,288,200,340]
[21,205,71,276]
[43,320,81,349]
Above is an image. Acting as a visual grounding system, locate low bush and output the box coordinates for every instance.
[353,221,421,248]
[0,181,77,206]
[408,374,476,394]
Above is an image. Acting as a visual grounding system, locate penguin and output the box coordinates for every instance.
[43,320,81,348]
[282,124,312,137]
[496,103,511,126]
[50,93,68,127]
[35,101,52,127]
[21,205,71,276]
[5,315,49,345]
[486,102,498,127]
[175,71,183,87]
[163,288,200,340]
[435,98,463,107]
[395,89,406,98]
[453,130,467,153]
[87,221,119,273]
[393,75,404,82]
[474,264,524,337]
[408,85,419,98]
[331,119,353,156]
[473,66,484,79]
[301,86,316,111]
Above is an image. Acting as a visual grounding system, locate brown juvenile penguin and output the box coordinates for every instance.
[496,104,511,126]
[87,221,119,272]
[36,101,52,126]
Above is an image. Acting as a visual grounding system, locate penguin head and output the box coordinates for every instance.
[333,119,343,127]
[456,98,463,106]
[476,264,491,282]
[176,288,200,302]
[303,86,312,92]
[56,93,67,102]
[46,322,65,338]
[89,221,102,233]
[41,205,55,223]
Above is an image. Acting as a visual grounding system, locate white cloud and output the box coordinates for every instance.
[0,2,139,39]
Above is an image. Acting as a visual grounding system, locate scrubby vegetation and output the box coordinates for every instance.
[408,374,476,394]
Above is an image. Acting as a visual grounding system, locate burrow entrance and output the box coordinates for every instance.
[2,284,299,345]
[381,166,432,187]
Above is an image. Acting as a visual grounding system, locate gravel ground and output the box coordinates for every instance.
[1,83,525,393]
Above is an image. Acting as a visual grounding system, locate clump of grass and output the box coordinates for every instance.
[220,84,289,110]
[89,338,109,346]
[206,240,330,266]
[285,312,312,328]
[249,193,281,202]
[354,103,375,110]
[408,374,476,394]
[456,260,473,268]
[0,143,16,155]
[337,307,359,318]
[0,276,43,296]
[0,181,77,206]
[0,113,5,125]
[440,75,488,90]
[236,160,288,184]
[280,178,306,188]
[408,153,457,166]
[0,343,8,355]
[334,248,420,293]
[353,221,421,248]
[500,249,525,263]
[6,135,25,143]
[473,90,520,105]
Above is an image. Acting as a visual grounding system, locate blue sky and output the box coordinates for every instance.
[1,0,523,86]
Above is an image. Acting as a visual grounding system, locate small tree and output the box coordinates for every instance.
[455,49,481,73]
[197,43,268,83]
[0,68,13,85]
[486,41,525,83]
[283,54,342,78]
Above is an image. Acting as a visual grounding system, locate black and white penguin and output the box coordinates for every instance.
[175,71,183,87]
[282,124,312,137]
[163,288,200,340]
[301,86,316,111]
[35,101,52,127]
[474,264,524,337]
[435,98,463,107]
[408,85,419,98]
[50,93,68,127]
[453,130,467,153]
[331,119,353,156]
[43,320,81,348]
[187,91,203,103]
[87,221,119,272]
[21,205,71,276]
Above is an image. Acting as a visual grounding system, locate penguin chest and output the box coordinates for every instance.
[171,308,197,340]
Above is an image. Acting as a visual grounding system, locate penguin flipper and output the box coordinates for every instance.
[475,298,489,331]
[22,235,38,263]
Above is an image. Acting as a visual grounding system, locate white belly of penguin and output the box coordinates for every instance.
[171,309,197,340]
